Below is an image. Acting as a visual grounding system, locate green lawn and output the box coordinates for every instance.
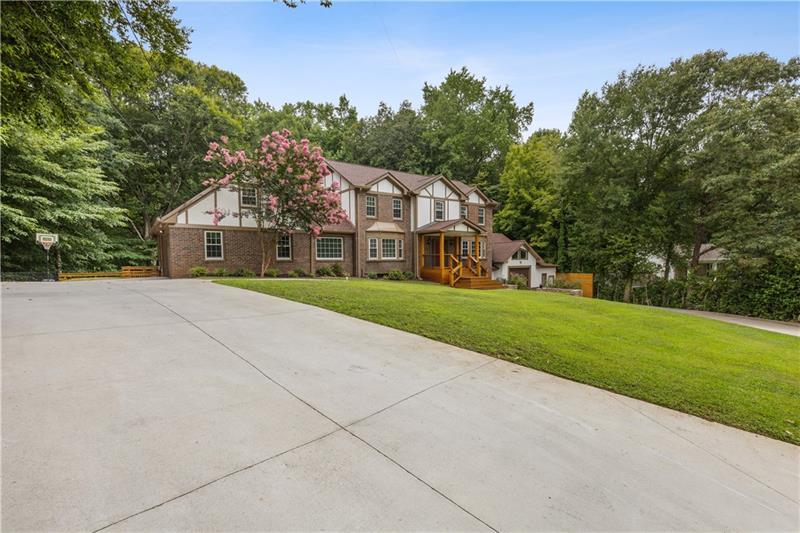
[217,279,800,444]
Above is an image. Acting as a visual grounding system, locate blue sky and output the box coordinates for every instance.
[174,1,799,133]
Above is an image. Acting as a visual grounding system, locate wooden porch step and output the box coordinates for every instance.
[454,276,505,290]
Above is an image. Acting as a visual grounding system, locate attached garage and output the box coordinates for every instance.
[508,266,531,288]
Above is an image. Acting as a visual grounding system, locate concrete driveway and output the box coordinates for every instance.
[2,279,797,532]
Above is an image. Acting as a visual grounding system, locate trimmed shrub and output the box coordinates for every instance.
[403,271,415,280]
[289,267,307,278]
[315,265,334,277]
[233,267,255,277]
[366,271,379,279]
[189,266,207,277]
[264,268,280,278]
[330,263,345,277]
[386,269,405,281]
[212,267,228,277]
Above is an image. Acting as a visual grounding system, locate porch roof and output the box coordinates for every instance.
[416,218,485,235]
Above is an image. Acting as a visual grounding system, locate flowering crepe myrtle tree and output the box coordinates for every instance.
[203,130,347,275]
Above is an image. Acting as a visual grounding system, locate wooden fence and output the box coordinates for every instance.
[59,266,159,281]
[557,272,594,298]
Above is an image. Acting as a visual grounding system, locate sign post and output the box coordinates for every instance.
[35,234,59,281]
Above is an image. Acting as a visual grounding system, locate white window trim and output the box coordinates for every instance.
[365,195,377,218]
[204,230,224,261]
[315,236,344,261]
[398,238,404,259]
[392,197,403,220]
[381,238,398,260]
[368,238,378,260]
[478,207,486,226]
[240,186,258,208]
[276,234,292,261]
[460,204,468,219]
[434,200,445,221]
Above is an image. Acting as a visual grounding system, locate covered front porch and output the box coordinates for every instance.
[416,219,491,287]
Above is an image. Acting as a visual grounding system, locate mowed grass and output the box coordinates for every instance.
[217,279,800,444]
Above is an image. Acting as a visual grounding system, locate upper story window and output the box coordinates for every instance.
[365,195,377,217]
[240,186,257,207]
[512,249,528,260]
[392,198,403,220]
[316,236,343,260]
[276,234,292,260]
[204,231,223,260]
[477,207,486,225]
[460,204,468,219]
[434,200,445,221]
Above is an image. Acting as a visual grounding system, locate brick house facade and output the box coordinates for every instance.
[152,159,501,288]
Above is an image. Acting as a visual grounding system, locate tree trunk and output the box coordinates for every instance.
[690,224,708,272]
[622,277,633,303]
[260,231,276,276]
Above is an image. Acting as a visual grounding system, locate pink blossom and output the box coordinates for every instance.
[220,135,228,144]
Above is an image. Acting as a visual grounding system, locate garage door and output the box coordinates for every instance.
[509,267,530,288]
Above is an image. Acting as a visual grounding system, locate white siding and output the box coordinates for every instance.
[468,191,484,204]
[186,194,215,225]
[369,178,402,195]
[447,200,460,219]
[415,178,461,229]
[417,197,431,228]
[216,188,240,227]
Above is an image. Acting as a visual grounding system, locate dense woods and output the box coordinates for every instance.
[2,2,797,319]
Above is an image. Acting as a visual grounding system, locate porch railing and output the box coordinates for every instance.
[466,255,482,277]
[447,254,462,287]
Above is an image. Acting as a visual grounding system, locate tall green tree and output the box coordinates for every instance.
[95,57,249,240]
[346,100,427,173]
[0,120,127,271]
[494,129,563,261]
[1,0,189,123]
[421,67,533,198]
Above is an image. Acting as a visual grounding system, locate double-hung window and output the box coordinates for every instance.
[460,204,468,219]
[365,195,377,217]
[477,207,486,225]
[479,240,486,258]
[316,237,343,260]
[397,238,404,259]
[204,231,223,260]
[434,200,445,221]
[461,240,470,257]
[240,186,257,207]
[381,238,397,259]
[276,234,292,260]
[368,238,378,260]
[392,198,402,220]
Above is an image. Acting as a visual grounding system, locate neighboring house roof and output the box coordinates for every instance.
[491,233,555,267]
[416,218,484,234]
[698,244,727,262]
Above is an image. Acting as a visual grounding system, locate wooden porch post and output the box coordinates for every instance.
[439,232,445,282]
[418,234,424,275]
[474,234,480,276]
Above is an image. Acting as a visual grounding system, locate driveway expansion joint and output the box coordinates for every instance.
[114,284,500,533]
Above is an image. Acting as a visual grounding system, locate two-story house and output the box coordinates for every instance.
[151,159,504,289]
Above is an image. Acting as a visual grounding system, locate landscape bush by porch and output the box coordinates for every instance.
[218,279,800,445]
